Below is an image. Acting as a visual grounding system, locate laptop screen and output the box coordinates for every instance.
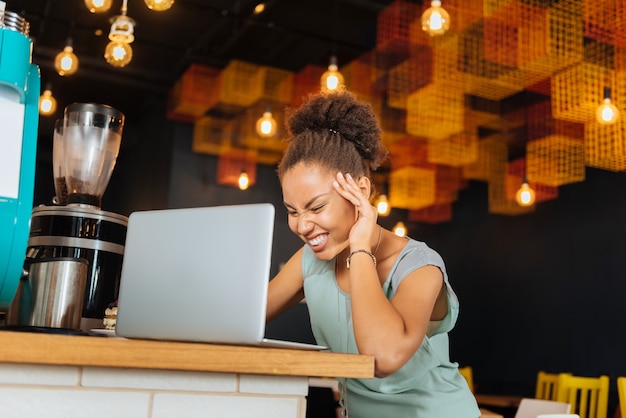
[115,203,275,345]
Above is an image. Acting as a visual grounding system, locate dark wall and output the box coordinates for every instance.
[416,170,626,411]
[34,102,626,412]
[104,100,174,215]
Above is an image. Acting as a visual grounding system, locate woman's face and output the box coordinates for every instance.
[282,162,357,260]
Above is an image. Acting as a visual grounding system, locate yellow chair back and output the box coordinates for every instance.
[555,373,609,418]
[536,371,565,401]
[459,366,475,393]
[617,376,626,418]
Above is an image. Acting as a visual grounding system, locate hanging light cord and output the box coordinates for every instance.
[332,0,338,57]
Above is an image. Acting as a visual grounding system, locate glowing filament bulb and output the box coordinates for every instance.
[597,88,619,125]
[85,0,112,13]
[321,56,344,91]
[238,171,250,190]
[393,221,407,237]
[255,111,277,138]
[254,3,266,14]
[39,89,57,116]
[325,73,340,90]
[421,0,450,36]
[376,194,391,216]
[54,45,79,76]
[144,0,174,11]
[105,41,133,67]
[515,182,536,207]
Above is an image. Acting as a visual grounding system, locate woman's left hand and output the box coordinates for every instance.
[333,172,378,249]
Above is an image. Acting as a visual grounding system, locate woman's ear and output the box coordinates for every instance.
[357,176,372,198]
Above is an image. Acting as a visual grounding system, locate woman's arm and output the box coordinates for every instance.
[332,171,447,377]
[266,247,306,323]
[349,259,446,377]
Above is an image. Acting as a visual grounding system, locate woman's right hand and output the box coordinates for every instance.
[332,172,378,251]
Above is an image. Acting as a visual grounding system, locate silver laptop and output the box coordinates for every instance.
[115,203,326,351]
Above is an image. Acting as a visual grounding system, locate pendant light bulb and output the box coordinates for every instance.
[85,0,113,13]
[515,181,536,207]
[596,87,619,125]
[39,88,57,116]
[253,3,267,14]
[105,1,135,67]
[376,194,391,216]
[144,0,174,11]
[421,0,450,36]
[54,43,79,76]
[104,41,133,67]
[108,15,135,44]
[255,110,277,138]
[393,221,407,237]
[238,171,250,190]
[321,55,345,91]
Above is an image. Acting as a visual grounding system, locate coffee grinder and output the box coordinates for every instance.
[0,2,40,310]
[9,103,129,331]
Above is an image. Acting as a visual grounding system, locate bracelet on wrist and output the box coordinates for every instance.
[346,249,377,269]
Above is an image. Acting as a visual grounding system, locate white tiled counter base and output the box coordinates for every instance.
[0,363,308,418]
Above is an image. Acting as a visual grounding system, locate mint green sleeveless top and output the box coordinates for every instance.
[302,239,480,418]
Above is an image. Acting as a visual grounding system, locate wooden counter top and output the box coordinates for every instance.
[0,330,374,379]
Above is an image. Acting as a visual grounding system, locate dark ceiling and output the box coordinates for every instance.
[8,0,398,127]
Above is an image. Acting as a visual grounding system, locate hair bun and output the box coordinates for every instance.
[287,90,387,169]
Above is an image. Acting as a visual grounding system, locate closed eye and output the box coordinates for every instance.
[283,192,332,217]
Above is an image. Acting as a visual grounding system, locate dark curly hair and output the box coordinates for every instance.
[277,90,388,190]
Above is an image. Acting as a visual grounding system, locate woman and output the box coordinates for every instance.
[267,89,479,418]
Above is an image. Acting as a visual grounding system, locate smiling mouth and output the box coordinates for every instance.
[308,234,328,247]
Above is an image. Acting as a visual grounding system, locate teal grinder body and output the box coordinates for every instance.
[0,4,40,308]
